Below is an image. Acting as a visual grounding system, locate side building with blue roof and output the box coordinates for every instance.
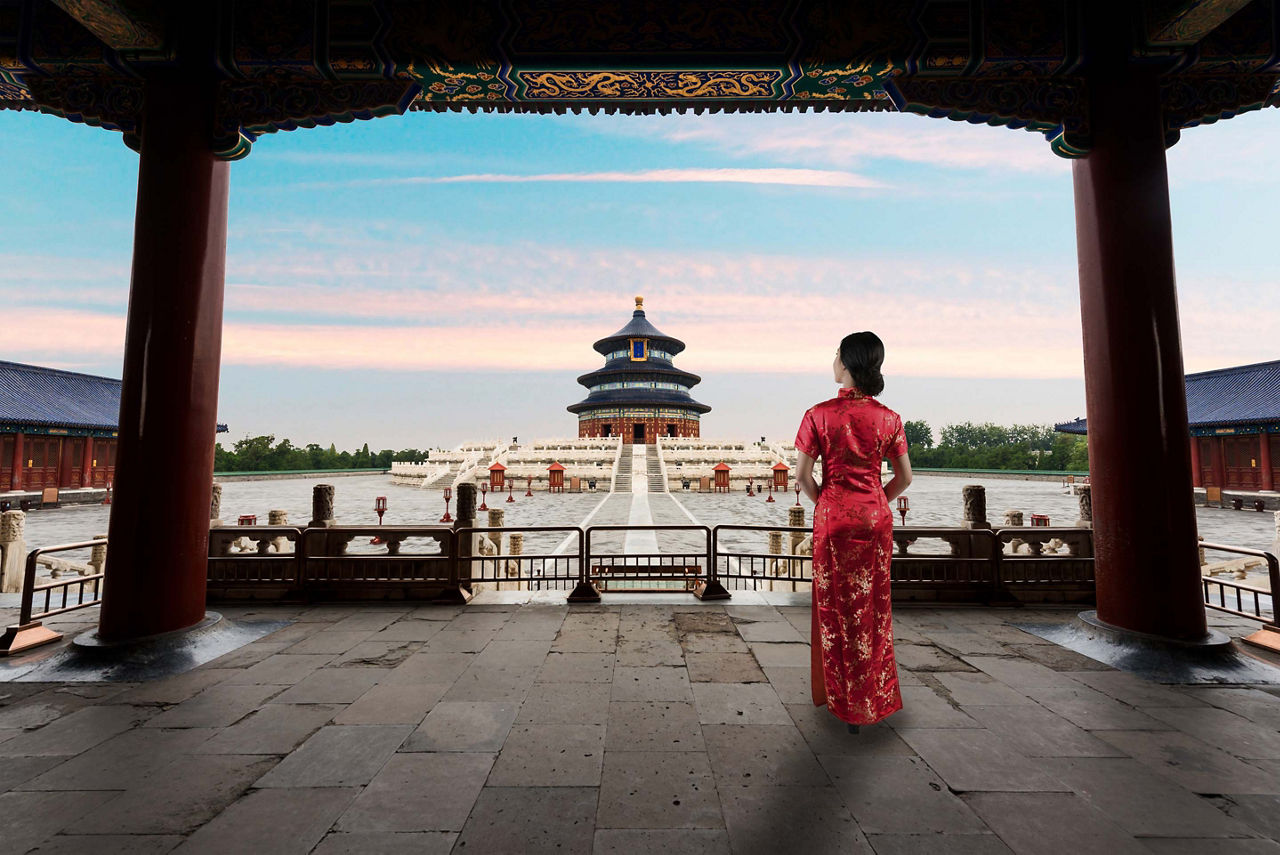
[1056,359,1280,492]
[0,360,228,495]
[0,361,124,493]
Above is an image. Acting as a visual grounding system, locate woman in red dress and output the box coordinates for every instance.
[795,332,913,733]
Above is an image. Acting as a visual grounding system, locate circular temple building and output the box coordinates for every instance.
[569,297,710,444]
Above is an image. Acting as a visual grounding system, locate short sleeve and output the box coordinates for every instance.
[795,409,821,458]
[886,415,908,460]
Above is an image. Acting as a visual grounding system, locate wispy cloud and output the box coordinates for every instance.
[578,112,1067,175]
[302,167,885,191]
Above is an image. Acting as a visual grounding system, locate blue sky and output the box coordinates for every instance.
[1,106,1276,449]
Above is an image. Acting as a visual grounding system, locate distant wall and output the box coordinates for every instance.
[214,468,389,482]
[913,468,1087,482]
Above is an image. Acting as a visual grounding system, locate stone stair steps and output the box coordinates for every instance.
[646,444,666,493]
[613,450,632,492]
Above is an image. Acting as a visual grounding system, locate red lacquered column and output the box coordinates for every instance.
[1261,433,1273,492]
[98,75,228,642]
[1189,437,1202,488]
[1211,439,1227,489]
[81,436,94,487]
[9,432,22,492]
[1072,65,1207,641]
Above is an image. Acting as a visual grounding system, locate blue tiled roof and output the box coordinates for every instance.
[593,308,687,355]
[1056,360,1280,434]
[0,361,121,430]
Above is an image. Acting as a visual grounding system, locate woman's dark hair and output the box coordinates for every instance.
[838,331,886,396]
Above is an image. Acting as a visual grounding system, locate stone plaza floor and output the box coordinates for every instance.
[3,597,1280,854]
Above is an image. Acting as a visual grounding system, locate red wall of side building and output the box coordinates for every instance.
[1195,432,1276,492]
[1,433,118,493]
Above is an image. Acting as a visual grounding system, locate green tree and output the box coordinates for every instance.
[903,420,933,449]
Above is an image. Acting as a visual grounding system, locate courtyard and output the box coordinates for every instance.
[3,596,1280,854]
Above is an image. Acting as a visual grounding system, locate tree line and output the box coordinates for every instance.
[214,435,431,473]
[901,421,1089,472]
[214,423,1089,475]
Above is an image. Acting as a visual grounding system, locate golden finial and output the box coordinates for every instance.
[635,295,644,311]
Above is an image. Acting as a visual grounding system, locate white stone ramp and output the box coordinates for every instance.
[623,444,660,556]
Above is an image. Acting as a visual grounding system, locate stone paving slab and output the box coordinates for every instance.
[594,828,732,854]
[174,787,359,854]
[334,753,495,832]
[487,722,606,786]
[77,753,278,835]
[401,700,517,753]
[4,602,1280,853]
[596,750,722,829]
[255,725,412,788]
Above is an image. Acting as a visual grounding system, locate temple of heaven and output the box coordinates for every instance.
[569,297,710,444]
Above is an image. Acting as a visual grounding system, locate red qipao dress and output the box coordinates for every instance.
[795,388,907,725]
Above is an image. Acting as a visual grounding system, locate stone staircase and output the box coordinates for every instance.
[646,444,666,493]
[612,449,632,492]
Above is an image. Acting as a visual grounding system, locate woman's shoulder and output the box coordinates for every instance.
[867,398,903,426]
[808,396,844,416]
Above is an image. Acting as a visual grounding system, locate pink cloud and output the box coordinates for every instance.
[302,166,886,191]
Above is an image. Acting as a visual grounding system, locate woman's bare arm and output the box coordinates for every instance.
[797,450,821,504]
[883,452,913,502]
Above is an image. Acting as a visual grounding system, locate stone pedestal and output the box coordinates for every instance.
[487,508,505,552]
[1004,510,1025,554]
[268,509,289,553]
[0,510,26,594]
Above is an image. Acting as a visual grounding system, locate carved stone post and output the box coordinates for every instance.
[0,510,26,594]
[960,485,991,558]
[1271,511,1280,558]
[487,507,505,552]
[962,485,989,529]
[89,534,108,575]
[268,509,289,553]
[454,483,478,593]
[210,483,223,527]
[508,532,524,581]
[768,530,784,584]
[309,484,335,528]
[788,506,806,554]
[1076,485,1093,528]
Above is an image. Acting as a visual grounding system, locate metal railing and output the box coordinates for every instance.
[0,538,106,656]
[587,525,712,593]
[712,524,811,592]
[458,526,583,591]
[205,522,1100,605]
[1200,541,1279,625]
[706,525,1095,604]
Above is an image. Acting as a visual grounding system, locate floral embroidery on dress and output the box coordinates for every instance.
[796,388,907,725]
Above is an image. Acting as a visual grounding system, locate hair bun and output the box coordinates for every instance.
[838,331,887,397]
[853,367,885,397]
